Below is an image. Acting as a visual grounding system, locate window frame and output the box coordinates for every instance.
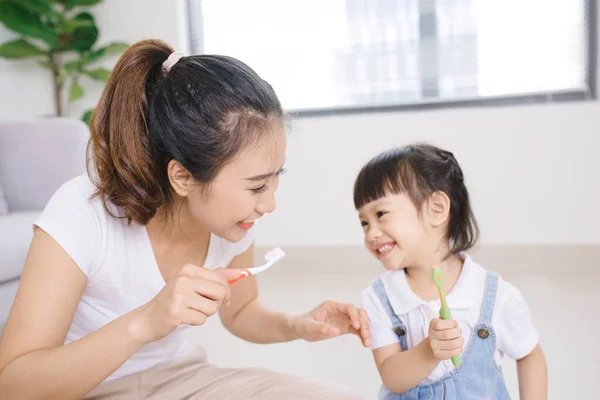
[186,0,597,118]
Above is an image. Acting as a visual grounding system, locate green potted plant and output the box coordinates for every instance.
[0,0,129,124]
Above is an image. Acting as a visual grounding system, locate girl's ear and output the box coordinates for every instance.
[426,191,451,228]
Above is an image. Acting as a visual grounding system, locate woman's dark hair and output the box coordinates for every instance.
[353,143,479,254]
[87,39,283,224]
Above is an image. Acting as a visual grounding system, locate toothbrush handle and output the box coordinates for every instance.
[228,269,251,285]
[439,306,461,368]
[439,306,451,321]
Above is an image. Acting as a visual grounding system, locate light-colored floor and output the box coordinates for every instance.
[189,248,598,399]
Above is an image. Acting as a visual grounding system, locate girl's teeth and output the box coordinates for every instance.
[378,244,393,253]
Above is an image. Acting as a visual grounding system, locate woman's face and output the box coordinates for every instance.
[184,130,287,242]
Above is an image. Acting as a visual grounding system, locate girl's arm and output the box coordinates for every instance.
[372,318,462,394]
[0,228,147,400]
[219,245,371,345]
[517,344,548,400]
[373,340,439,393]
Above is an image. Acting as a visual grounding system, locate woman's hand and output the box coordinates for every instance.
[130,265,240,344]
[289,301,371,347]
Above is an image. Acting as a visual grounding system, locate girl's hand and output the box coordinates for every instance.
[290,300,371,347]
[130,265,241,344]
[428,318,464,361]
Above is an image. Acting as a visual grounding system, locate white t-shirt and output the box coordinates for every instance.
[35,175,256,381]
[361,253,539,383]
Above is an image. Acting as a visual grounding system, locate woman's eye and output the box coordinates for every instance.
[360,220,368,227]
[252,184,267,193]
[376,211,386,218]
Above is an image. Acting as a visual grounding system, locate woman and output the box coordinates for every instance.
[0,39,370,400]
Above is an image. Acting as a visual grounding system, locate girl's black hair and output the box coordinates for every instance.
[353,143,479,253]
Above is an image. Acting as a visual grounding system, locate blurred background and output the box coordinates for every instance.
[0,1,598,398]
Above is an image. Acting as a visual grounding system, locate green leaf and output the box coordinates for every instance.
[83,67,110,82]
[63,59,82,74]
[17,0,63,25]
[69,12,98,52]
[56,61,82,85]
[82,108,93,125]
[57,66,69,85]
[0,38,47,58]
[80,42,128,66]
[39,60,52,69]
[88,41,128,62]
[69,80,84,102]
[0,2,58,48]
[100,42,129,55]
[58,16,94,34]
[65,0,101,10]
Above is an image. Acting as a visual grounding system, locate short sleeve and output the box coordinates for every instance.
[34,178,101,277]
[362,285,401,350]
[494,283,539,360]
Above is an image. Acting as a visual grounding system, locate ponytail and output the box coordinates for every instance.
[87,39,174,224]
[88,39,284,226]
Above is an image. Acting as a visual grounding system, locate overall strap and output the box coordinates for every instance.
[479,272,499,324]
[372,278,403,327]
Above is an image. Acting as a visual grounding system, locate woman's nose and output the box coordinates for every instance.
[256,190,276,215]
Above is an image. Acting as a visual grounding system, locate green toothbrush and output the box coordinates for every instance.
[432,265,460,367]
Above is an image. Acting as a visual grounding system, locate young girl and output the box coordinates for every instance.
[0,39,369,399]
[356,144,547,399]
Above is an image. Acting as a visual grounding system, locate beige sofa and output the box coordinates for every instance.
[0,118,89,332]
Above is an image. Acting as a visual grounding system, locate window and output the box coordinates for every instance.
[187,0,595,115]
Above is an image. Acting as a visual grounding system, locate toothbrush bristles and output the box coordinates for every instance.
[264,246,286,263]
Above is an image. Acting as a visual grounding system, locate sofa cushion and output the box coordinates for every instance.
[0,278,19,329]
[0,211,40,282]
[0,118,89,212]
[0,184,7,215]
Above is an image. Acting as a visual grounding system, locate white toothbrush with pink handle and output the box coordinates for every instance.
[228,247,286,284]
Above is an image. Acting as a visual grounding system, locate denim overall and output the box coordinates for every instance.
[372,272,511,400]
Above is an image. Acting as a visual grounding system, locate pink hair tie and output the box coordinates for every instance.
[162,52,184,73]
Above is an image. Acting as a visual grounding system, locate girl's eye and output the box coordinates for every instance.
[360,220,368,227]
[376,211,386,218]
[251,184,267,194]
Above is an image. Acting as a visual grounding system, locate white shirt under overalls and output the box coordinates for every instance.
[361,253,539,383]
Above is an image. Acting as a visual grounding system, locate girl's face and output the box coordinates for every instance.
[181,130,287,243]
[358,192,438,271]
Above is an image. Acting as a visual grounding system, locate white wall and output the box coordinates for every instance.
[260,102,600,246]
[1,0,598,246]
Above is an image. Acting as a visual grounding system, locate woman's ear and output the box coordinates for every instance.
[167,160,196,197]
[427,191,451,227]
